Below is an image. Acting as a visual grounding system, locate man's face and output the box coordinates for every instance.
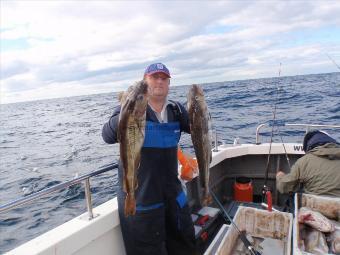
[145,73,170,99]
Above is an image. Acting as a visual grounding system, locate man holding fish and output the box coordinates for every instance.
[102,63,211,255]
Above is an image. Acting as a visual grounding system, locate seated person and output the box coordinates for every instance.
[276,130,340,197]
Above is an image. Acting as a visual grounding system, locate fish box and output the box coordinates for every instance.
[206,206,293,255]
[204,224,230,255]
[293,193,340,255]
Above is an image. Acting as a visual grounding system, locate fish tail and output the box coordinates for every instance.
[124,194,136,216]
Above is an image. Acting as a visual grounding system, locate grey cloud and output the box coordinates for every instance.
[3,0,340,100]
[1,60,29,79]
[3,78,36,92]
[35,57,149,84]
[220,1,340,29]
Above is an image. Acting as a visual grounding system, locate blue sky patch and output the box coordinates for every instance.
[282,26,340,47]
[1,38,31,52]
[203,24,239,35]
[1,37,54,52]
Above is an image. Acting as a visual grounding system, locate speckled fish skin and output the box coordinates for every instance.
[187,84,212,206]
[118,81,148,216]
[328,223,340,254]
[298,207,335,232]
[304,228,329,254]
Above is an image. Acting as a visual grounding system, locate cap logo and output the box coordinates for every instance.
[156,63,164,69]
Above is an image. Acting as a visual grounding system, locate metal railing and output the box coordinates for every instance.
[285,123,340,131]
[255,123,340,144]
[213,128,219,152]
[255,124,266,144]
[0,162,118,220]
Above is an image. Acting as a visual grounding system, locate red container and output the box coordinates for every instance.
[234,177,253,202]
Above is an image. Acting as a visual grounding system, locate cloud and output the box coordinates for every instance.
[1,1,340,104]
[1,60,30,79]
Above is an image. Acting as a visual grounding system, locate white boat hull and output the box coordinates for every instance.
[6,198,125,255]
[6,143,305,255]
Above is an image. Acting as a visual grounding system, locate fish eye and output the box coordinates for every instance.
[137,95,143,100]
[195,96,199,100]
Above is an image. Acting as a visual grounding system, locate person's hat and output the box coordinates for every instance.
[144,63,171,78]
[302,130,337,152]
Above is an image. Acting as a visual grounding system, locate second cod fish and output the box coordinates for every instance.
[187,84,212,205]
[118,81,148,216]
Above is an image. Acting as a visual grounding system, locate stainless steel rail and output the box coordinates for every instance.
[213,128,219,152]
[285,123,340,131]
[255,124,266,144]
[255,123,340,144]
[0,162,118,220]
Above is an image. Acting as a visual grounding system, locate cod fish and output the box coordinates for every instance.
[118,81,148,216]
[304,228,329,254]
[187,84,212,205]
[328,220,340,254]
[298,207,335,232]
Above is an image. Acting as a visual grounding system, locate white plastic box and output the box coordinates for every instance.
[206,206,293,255]
[293,193,340,255]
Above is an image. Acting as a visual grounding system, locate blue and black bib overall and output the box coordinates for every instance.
[102,101,196,255]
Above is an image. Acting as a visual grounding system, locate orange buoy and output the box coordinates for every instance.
[234,177,253,202]
[178,147,198,181]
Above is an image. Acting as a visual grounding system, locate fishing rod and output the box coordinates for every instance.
[325,52,340,71]
[210,190,262,255]
[206,105,260,254]
[272,64,292,169]
[276,125,291,169]
[262,63,292,201]
[263,63,281,190]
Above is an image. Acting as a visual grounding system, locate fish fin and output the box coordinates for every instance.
[123,176,127,193]
[136,121,145,137]
[134,155,141,190]
[117,129,121,142]
[210,150,212,164]
[134,154,141,171]
[117,120,121,142]
[201,187,212,206]
[124,194,136,216]
[202,193,212,206]
[118,91,124,103]
[122,169,128,192]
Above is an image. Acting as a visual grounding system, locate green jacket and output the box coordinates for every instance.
[276,143,340,197]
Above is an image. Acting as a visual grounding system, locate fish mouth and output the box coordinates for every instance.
[140,81,148,93]
[188,84,204,103]
[133,101,148,117]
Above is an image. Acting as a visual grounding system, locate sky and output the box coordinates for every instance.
[1,1,340,104]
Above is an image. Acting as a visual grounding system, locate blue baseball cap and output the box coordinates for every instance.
[144,63,171,78]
